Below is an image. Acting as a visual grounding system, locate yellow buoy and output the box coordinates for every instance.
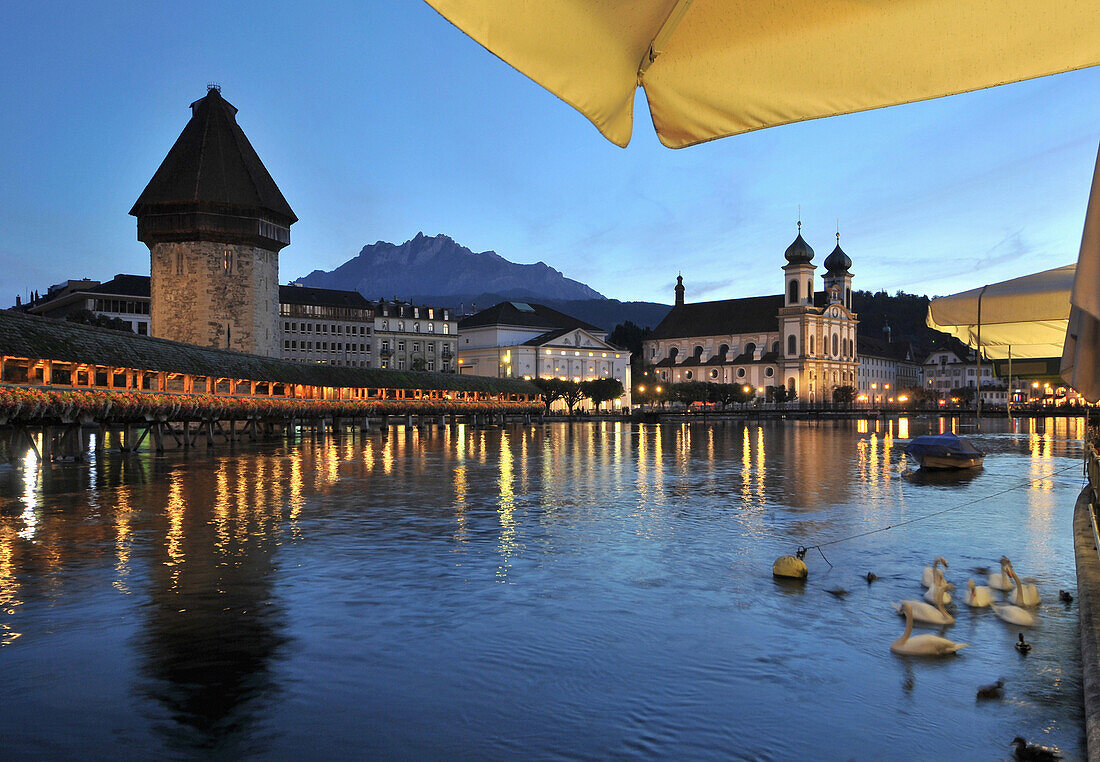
[773,555,808,579]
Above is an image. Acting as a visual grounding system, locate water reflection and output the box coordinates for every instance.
[0,418,1087,758]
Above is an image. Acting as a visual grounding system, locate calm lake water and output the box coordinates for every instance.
[0,417,1089,760]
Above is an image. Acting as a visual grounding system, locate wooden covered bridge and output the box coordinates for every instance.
[0,310,541,458]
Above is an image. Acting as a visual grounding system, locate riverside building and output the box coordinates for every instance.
[457,301,632,409]
[643,226,859,403]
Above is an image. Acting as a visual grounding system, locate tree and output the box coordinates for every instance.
[582,378,624,411]
[832,385,856,406]
[410,358,427,372]
[610,321,652,380]
[66,309,132,333]
[561,381,585,415]
[532,377,567,412]
[950,386,975,406]
[773,384,796,403]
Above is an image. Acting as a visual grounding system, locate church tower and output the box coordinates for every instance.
[130,87,296,356]
[823,231,854,310]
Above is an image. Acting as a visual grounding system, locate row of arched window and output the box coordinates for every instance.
[786,332,857,359]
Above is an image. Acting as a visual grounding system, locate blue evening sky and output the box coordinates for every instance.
[1,2,1097,306]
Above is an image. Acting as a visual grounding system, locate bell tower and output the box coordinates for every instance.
[130,86,296,356]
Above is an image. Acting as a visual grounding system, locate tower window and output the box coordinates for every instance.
[788,280,798,304]
[175,251,184,275]
[223,250,233,274]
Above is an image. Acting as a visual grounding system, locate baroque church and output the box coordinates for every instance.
[643,225,859,403]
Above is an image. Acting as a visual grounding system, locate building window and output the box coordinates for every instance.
[765,367,774,377]
[223,249,233,273]
[412,342,420,352]
[787,335,797,356]
[737,368,746,378]
[427,360,435,371]
[443,324,450,334]
[398,341,405,351]
[788,280,798,304]
[428,323,435,332]
[685,370,693,380]
[176,251,184,275]
[414,322,420,333]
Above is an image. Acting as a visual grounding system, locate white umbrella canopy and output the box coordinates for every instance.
[927,264,1074,362]
[424,0,1100,148]
[1061,142,1100,402]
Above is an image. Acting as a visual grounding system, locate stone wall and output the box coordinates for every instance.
[150,241,279,357]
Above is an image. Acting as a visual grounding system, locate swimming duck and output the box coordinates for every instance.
[1059,590,1073,604]
[865,572,878,584]
[964,578,993,608]
[921,556,948,588]
[976,678,1004,700]
[890,602,968,657]
[1010,736,1061,760]
[1015,633,1032,654]
[826,587,849,598]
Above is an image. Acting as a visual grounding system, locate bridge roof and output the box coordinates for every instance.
[0,310,535,394]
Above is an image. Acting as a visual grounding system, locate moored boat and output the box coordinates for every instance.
[905,433,984,470]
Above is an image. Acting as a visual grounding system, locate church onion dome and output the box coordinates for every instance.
[824,241,852,274]
[784,231,814,264]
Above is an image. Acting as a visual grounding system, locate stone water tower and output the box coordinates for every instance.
[130,86,296,356]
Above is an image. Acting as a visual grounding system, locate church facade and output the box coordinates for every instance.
[643,227,859,403]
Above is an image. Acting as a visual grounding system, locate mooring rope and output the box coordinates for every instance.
[795,462,1084,568]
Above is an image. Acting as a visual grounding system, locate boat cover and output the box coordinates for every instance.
[905,433,984,459]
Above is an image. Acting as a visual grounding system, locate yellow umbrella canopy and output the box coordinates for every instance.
[926,264,1074,361]
[425,0,1100,148]
[1062,142,1100,401]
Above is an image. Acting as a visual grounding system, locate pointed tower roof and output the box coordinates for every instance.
[824,232,852,274]
[130,87,296,250]
[784,221,814,265]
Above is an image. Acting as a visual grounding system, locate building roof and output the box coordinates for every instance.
[129,88,296,225]
[824,239,852,274]
[279,285,371,310]
[458,301,602,333]
[89,274,151,298]
[0,309,533,394]
[649,294,785,340]
[784,230,814,264]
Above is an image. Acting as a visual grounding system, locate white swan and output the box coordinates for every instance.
[1007,566,1041,607]
[963,578,993,608]
[988,556,1014,591]
[991,600,1036,626]
[890,602,968,656]
[924,567,953,604]
[895,583,955,626]
[921,556,948,588]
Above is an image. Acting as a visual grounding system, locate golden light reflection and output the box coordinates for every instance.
[112,486,134,594]
[165,471,186,589]
[755,426,765,502]
[18,448,39,541]
[382,434,394,475]
[741,425,752,507]
[0,525,22,646]
[288,451,305,535]
[214,460,231,552]
[857,419,868,434]
[898,417,909,440]
[497,430,516,580]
